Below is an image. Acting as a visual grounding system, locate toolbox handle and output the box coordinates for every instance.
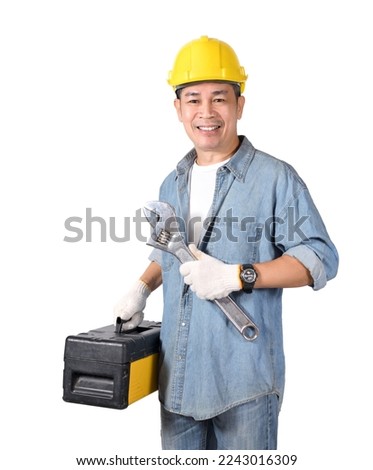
[115,317,126,334]
[115,317,138,334]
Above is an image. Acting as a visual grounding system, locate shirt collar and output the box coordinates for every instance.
[175,136,255,182]
[224,136,256,182]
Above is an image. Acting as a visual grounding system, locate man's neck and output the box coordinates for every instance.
[195,142,240,166]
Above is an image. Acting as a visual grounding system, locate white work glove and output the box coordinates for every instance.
[179,244,242,300]
[113,280,151,331]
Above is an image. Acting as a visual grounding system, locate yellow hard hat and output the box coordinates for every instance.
[168,36,248,94]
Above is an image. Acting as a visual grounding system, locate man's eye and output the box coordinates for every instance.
[213,98,225,103]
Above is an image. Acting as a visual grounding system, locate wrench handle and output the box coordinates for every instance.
[213,296,259,341]
[170,241,259,341]
[147,236,259,341]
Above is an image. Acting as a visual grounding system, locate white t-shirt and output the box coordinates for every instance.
[188,158,230,244]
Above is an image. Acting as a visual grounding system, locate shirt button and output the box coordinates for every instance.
[181,322,186,326]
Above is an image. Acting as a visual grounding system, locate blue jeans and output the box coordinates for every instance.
[161,394,279,450]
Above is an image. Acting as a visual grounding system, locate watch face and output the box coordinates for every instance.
[242,268,256,284]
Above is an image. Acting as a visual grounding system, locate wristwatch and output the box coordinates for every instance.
[239,264,258,293]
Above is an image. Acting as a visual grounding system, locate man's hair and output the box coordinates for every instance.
[175,82,241,100]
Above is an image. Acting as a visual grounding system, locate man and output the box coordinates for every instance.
[114,36,338,450]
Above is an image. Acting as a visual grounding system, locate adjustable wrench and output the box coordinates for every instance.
[143,200,259,341]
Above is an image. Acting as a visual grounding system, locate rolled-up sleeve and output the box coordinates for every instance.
[148,247,162,265]
[285,245,328,291]
[276,183,339,290]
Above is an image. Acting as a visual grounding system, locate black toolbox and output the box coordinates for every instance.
[63,320,161,409]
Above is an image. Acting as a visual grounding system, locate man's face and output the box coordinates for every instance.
[174,82,245,159]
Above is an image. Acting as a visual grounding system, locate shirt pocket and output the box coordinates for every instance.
[205,220,264,264]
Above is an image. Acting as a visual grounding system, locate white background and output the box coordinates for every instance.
[1,1,371,468]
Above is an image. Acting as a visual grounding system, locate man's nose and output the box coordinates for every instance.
[198,101,215,118]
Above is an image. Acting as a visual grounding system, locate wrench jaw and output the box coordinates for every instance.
[143,201,184,255]
[143,201,196,264]
[142,205,169,251]
[143,201,177,229]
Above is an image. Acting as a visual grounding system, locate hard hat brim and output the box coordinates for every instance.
[174,80,244,95]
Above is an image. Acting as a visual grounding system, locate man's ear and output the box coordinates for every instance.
[237,95,245,120]
[174,98,183,122]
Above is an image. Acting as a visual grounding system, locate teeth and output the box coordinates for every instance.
[198,126,219,131]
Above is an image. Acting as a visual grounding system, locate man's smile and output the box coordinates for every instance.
[196,125,221,131]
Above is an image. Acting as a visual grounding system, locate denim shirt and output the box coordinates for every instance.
[149,136,338,420]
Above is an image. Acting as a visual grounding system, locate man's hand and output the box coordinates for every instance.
[179,244,242,300]
[113,280,151,331]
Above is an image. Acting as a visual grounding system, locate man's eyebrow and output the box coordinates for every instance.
[184,91,200,97]
[183,89,229,97]
[211,89,229,96]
